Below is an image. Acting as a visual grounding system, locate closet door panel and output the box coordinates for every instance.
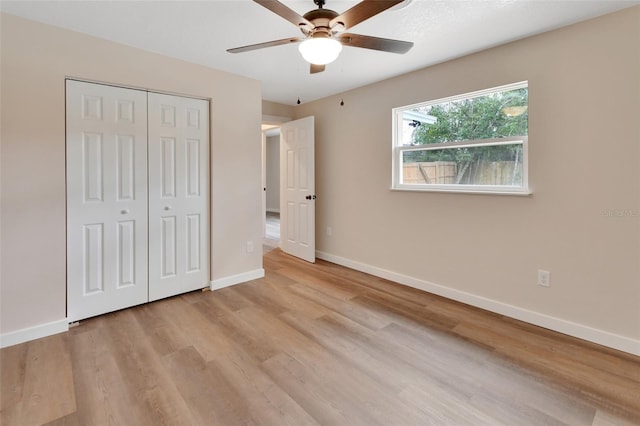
[148,93,209,301]
[66,80,149,321]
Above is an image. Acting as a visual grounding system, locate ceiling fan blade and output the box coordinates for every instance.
[227,37,303,54]
[337,33,413,54]
[254,0,312,29]
[310,64,325,74]
[330,0,405,30]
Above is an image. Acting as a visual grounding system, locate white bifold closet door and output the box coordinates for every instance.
[66,80,209,322]
[147,92,209,301]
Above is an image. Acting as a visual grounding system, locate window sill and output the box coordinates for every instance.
[390,186,532,196]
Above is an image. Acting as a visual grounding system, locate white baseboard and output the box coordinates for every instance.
[0,318,69,349]
[316,251,640,356]
[266,208,280,214]
[0,269,265,348]
[210,268,265,291]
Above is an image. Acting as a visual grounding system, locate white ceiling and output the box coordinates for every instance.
[2,0,638,105]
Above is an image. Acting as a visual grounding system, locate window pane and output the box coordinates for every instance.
[400,86,528,146]
[401,144,523,186]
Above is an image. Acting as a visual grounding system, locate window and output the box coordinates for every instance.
[392,82,529,194]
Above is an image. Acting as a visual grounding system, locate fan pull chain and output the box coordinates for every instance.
[339,61,345,106]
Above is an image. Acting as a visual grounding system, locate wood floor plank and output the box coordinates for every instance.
[398,383,496,426]
[101,310,198,425]
[592,409,640,426]
[352,291,459,332]
[279,310,424,395]
[261,352,354,425]
[192,300,281,363]
[1,246,638,425]
[287,281,394,330]
[67,319,144,426]
[261,273,332,319]
[274,262,359,301]
[461,311,640,382]
[454,321,640,417]
[152,295,235,361]
[210,349,319,426]
[163,346,249,425]
[207,285,256,314]
[131,303,191,357]
[316,258,444,305]
[0,342,28,415]
[231,305,330,364]
[41,412,81,426]
[263,345,429,426]
[3,334,76,426]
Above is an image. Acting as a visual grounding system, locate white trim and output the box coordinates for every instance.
[316,251,640,356]
[390,187,532,196]
[65,76,211,101]
[0,318,69,348]
[210,268,265,291]
[262,131,267,239]
[266,208,281,214]
[0,269,266,347]
[400,136,526,152]
[395,80,528,112]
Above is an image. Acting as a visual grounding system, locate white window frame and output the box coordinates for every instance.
[392,82,530,195]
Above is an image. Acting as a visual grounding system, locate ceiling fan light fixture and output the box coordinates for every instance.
[228,0,414,74]
[298,36,342,65]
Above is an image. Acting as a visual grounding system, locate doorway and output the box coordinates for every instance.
[263,126,281,253]
[261,116,316,261]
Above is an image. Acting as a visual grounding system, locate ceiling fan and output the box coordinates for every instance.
[227,0,414,74]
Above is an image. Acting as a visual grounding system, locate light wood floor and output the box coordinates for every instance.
[2,248,639,425]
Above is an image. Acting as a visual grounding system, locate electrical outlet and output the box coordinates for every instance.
[538,269,551,287]
[246,240,254,253]
[326,226,332,236]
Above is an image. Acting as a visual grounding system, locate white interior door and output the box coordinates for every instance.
[280,116,315,263]
[148,92,210,301]
[66,80,149,321]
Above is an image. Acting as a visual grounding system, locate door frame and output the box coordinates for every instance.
[261,114,291,244]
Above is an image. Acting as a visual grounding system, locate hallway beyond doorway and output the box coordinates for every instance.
[264,212,280,253]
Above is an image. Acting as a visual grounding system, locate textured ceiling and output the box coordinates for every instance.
[2,0,638,105]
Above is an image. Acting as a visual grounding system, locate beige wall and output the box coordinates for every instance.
[295,8,640,346]
[0,14,263,334]
[262,100,293,122]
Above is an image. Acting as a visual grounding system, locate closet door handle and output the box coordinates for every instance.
[164,206,172,211]
[120,209,129,215]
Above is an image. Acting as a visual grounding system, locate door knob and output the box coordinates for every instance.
[164,206,171,211]
[305,195,317,200]
[120,209,129,215]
